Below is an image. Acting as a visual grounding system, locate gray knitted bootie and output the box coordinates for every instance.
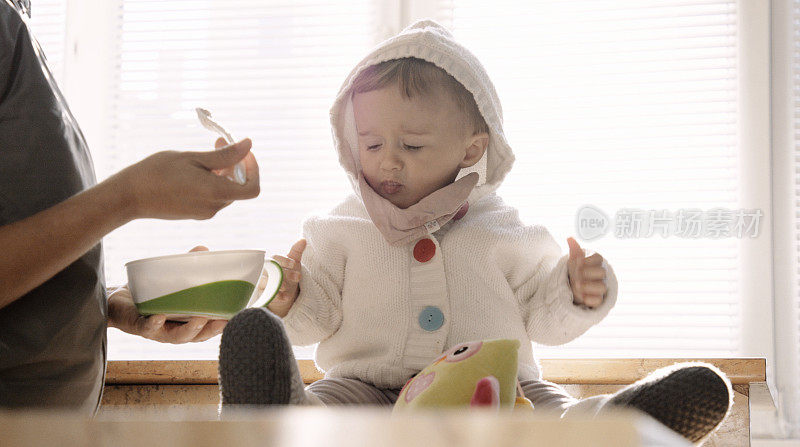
[218,307,314,410]
[604,362,733,443]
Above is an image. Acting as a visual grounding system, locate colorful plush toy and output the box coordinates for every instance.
[393,339,533,412]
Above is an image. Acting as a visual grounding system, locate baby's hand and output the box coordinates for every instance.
[566,237,607,308]
[265,238,306,318]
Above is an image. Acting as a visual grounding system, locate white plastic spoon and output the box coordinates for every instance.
[195,107,247,185]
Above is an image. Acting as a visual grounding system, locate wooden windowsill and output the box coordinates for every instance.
[105,358,766,385]
[102,358,769,446]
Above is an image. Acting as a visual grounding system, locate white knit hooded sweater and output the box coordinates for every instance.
[282,20,619,389]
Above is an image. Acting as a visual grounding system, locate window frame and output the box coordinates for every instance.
[57,0,777,370]
[768,0,799,435]
[734,0,776,388]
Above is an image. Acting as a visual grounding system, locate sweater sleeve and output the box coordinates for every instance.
[511,225,619,346]
[281,217,345,347]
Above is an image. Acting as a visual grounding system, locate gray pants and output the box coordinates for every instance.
[305,378,609,416]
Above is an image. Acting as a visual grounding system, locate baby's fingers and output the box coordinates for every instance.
[283,268,301,283]
[582,294,604,308]
[582,266,606,281]
[273,255,296,270]
[274,289,296,303]
[584,253,604,266]
[266,277,299,318]
[581,280,606,296]
[273,256,302,281]
[287,239,306,263]
[256,268,269,295]
[278,277,299,295]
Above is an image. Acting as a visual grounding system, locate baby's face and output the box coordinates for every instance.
[353,85,471,209]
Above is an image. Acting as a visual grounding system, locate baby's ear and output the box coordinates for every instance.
[459,132,489,168]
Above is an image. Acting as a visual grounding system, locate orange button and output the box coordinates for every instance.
[413,238,436,263]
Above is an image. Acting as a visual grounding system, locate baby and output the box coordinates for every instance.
[219,20,732,443]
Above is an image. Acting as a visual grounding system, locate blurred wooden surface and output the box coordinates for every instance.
[2,407,690,447]
[101,358,769,447]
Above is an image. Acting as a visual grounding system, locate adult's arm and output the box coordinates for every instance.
[0,139,259,309]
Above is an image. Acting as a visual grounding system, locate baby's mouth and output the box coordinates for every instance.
[380,180,404,195]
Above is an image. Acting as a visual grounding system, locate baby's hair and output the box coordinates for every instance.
[351,57,489,137]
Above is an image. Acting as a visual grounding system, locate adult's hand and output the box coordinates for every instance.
[107,246,227,344]
[109,138,260,221]
[0,138,259,309]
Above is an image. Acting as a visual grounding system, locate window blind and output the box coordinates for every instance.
[28,1,745,361]
[435,0,741,357]
[97,0,378,359]
[25,0,66,85]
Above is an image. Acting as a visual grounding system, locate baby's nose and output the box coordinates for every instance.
[380,150,403,171]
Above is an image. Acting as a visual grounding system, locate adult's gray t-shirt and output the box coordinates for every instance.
[0,0,107,413]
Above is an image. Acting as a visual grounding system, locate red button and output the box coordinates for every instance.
[413,238,436,263]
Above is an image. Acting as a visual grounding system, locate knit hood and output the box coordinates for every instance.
[329,19,515,245]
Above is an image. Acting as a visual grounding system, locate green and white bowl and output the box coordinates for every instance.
[126,250,282,320]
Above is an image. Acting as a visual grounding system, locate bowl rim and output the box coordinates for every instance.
[125,249,266,268]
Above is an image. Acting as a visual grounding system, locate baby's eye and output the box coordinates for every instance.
[367,144,381,151]
[404,144,423,151]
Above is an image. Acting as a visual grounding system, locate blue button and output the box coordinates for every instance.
[418,306,444,331]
